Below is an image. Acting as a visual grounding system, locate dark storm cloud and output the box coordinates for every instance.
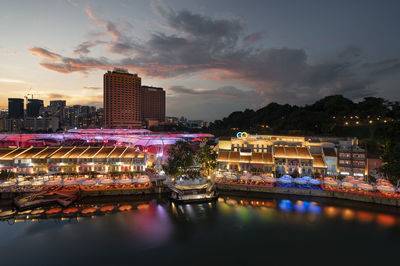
[28,4,400,105]
[168,85,260,99]
[244,32,263,43]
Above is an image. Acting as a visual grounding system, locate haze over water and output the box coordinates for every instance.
[0,195,399,266]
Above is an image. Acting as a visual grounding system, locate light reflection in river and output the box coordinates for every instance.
[1,196,400,265]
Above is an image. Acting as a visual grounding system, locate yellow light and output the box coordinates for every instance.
[356,121,359,125]
[345,122,349,126]
[369,120,373,124]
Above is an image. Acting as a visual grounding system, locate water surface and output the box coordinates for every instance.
[0,195,399,266]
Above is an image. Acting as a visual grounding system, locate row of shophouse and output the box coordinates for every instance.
[217,134,382,177]
[0,146,147,175]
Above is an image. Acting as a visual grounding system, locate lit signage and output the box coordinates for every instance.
[236,132,249,140]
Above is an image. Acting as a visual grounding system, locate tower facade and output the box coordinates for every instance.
[103,68,143,128]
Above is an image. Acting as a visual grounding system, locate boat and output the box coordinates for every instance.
[169,183,218,203]
[14,189,79,210]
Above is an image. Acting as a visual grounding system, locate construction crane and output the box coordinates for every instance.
[24,93,42,101]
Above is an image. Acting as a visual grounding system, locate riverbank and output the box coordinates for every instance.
[2,182,400,208]
[216,183,400,207]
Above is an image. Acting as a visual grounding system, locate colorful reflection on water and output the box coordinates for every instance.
[1,196,400,265]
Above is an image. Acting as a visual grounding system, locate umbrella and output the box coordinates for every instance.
[251,176,262,181]
[358,183,373,191]
[32,181,44,186]
[377,185,395,193]
[240,175,249,181]
[263,176,276,182]
[45,180,61,186]
[100,179,114,185]
[63,179,78,186]
[323,179,338,186]
[309,179,321,185]
[81,180,97,186]
[294,178,307,184]
[226,175,238,180]
[118,179,133,184]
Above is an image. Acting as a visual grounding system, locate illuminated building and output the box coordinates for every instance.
[104,68,143,129]
[0,146,146,175]
[217,134,365,176]
[337,146,366,176]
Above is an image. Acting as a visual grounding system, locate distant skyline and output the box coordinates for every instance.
[1,0,400,121]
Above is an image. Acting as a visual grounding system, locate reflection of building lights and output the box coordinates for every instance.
[137,204,150,211]
[324,206,339,217]
[279,200,293,211]
[342,209,355,220]
[356,211,374,223]
[376,214,396,227]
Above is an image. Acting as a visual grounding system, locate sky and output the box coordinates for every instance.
[1,0,400,121]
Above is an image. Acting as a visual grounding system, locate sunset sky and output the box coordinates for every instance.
[1,0,400,121]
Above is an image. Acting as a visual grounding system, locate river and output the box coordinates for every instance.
[0,194,399,266]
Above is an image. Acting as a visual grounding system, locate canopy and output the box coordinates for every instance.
[342,182,354,188]
[18,181,32,186]
[0,181,16,187]
[138,177,150,184]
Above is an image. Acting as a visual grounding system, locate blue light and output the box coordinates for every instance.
[309,204,322,214]
[279,200,293,211]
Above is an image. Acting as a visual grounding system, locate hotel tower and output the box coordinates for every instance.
[104,68,143,128]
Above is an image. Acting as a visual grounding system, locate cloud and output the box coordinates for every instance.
[47,93,72,100]
[83,86,102,90]
[168,85,260,99]
[83,4,135,55]
[244,32,263,43]
[0,78,26,84]
[28,5,400,106]
[74,40,105,55]
[28,47,60,61]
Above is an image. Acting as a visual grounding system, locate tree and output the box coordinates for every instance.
[196,145,217,176]
[163,141,196,178]
[378,143,400,185]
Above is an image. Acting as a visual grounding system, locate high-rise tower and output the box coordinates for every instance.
[103,68,143,128]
